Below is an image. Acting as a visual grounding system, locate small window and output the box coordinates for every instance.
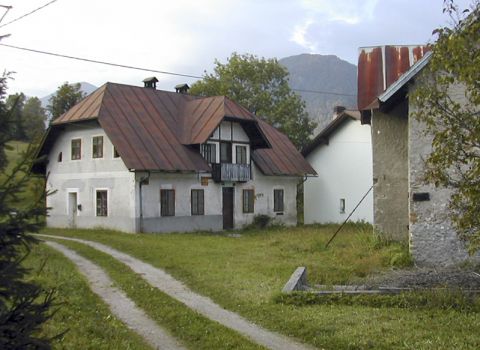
[57,152,62,162]
[220,142,232,163]
[160,189,175,216]
[340,198,346,214]
[113,147,120,158]
[243,189,254,213]
[96,190,108,217]
[202,143,216,163]
[92,136,103,158]
[274,189,284,212]
[191,189,204,215]
[71,139,81,160]
[236,145,247,164]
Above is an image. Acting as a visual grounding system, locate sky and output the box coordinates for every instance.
[0,0,473,98]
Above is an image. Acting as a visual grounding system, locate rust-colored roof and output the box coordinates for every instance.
[357,45,430,111]
[37,82,311,176]
[252,118,316,176]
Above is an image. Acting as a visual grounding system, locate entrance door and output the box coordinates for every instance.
[68,192,78,228]
[222,187,234,230]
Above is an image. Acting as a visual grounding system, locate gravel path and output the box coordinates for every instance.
[39,234,314,350]
[44,240,186,350]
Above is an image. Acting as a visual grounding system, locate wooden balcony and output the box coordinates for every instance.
[212,163,251,183]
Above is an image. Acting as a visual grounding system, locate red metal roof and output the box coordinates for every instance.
[38,82,313,176]
[357,45,430,111]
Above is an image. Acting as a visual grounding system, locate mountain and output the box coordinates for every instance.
[279,54,357,130]
[40,82,97,108]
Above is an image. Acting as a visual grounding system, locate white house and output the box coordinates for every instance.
[33,79,315,233]
[302,107,373,224]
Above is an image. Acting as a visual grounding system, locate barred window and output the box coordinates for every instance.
[92,136,103,158]
[202,143,216,163]
[191,189,205,215]
[71,139,81,160]
[96,190,108,216]
[160,189,175,216]
[236,145,247,164]
[273,189,284,212]
[243,189,254,213]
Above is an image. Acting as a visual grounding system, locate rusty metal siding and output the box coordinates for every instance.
[357,47,384,112]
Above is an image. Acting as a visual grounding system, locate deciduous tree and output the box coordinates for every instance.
[190,53,316,149]
[47,82,85,121]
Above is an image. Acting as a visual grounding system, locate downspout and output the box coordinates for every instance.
[138,171,150,233]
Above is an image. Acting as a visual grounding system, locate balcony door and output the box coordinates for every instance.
[220,142,232,163]
[222,187,234,230]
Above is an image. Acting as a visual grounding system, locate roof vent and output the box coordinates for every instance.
[143,77,158,89]
[175,83,190,94]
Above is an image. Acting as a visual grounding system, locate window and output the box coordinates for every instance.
[243,189,254,213]
[340,198,346,214]
[71,139,81,160]
[92,136,103,158]
[220,142,232,163]
[113,147,120,158]
[273,189,284,212]
[160,189,175,216]
[96,190,108,216]
[236,145,247,164]
[202,143,216,163]
[57,152,62,162]
[191,189,204,215]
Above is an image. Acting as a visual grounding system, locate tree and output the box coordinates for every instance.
[412,0,480,252]
[190,53,316,149]
[47,82,85,121]
[0,73,55,349]
[6,93,26,141]
[22,97,47,142]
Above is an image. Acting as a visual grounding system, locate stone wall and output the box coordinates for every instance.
[371,101,409,240]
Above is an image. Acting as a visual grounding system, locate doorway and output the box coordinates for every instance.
[222,187,234,230]
[68,192,78,228]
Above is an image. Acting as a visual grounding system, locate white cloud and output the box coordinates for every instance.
[290,18,318,52]
[300,0,379,24]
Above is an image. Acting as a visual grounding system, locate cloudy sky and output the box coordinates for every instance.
[0,0,472,98]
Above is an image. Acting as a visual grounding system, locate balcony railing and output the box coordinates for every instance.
[212,163,251,183]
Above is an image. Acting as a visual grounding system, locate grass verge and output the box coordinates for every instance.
[23,243,152,349]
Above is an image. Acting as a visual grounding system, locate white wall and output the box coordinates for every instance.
[304,119,373,224]
[46,122,136,232]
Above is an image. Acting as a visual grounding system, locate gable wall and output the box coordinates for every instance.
[304,119,373,224]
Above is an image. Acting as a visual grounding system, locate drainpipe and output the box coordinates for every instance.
[138,171,150,233]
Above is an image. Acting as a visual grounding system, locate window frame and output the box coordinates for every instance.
[202,143,217,164]
[273,189,284,212]
[243,189,254,213]
[160,189,175,217]
[191,189,205,216]
[236,145,247,164]
[92,135,104,159]
[95,189,108,217]
[71,138,82,160]
[220,142,232,163]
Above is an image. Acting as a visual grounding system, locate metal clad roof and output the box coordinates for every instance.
[357,45,430,111]
[36,82,310,176]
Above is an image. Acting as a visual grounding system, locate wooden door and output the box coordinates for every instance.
[222,187,234,230]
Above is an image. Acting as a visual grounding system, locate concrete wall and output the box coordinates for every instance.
[408,83,478,266]
[46,122,136,232]
[304,119,373,224]
[371,101,409,240]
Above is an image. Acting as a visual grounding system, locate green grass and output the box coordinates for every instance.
[47,239,265,350]
[23,243,152,349]
[40,224,480,349]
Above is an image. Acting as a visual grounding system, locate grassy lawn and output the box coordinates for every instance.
[23,243,152,349]
[40,224,480,349]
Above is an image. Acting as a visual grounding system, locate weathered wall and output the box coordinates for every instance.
[371,101,409,240]
[408,83,478,266]
[304,118,373,224]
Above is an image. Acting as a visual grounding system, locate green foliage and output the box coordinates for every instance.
[411,1,480,253]
[47,82,85,121]
[190,53,317,149]
[0,74,54,349]
[6,93,26,141]
[4,93,46,143]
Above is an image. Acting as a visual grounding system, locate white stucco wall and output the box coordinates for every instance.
[304,119,373,224]
[46,122,136,232]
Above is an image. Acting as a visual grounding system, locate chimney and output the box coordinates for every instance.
[175,83,190,94]
[143,76,158,89]
[333,105,346,119]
